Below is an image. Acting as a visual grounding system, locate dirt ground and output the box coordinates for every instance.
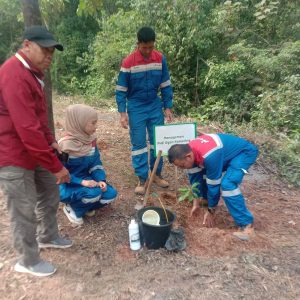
[0,95,299,300]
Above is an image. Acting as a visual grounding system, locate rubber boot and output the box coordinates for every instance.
[134,177,148,195]
[233,224,255,241]
[153,174,169,188]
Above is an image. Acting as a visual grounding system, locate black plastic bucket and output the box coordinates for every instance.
[137,206,176,249]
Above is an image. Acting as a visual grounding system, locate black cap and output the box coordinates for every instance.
[23,25,63,51]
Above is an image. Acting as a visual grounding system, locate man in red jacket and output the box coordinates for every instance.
[0,26,72,277]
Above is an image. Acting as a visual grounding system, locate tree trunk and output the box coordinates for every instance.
[21,0,42,25]
[44,72,55,134]
[21,0,55,136]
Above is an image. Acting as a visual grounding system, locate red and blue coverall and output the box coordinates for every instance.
[115,49,173,180]
[187,134,258,227]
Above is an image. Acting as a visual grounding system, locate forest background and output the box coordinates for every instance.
[0,0,299,186]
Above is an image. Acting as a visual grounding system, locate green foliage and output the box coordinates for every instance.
[178,183,200,203]
[253,75,300,136]
[204,60,246,91]
[0,0,23,64]
[39,0,65,22]
[50,0,99,93]
[77,0,101,16]
[77,0,126,16]
[261,135,300,187]
[251,41,300,83]
[79,9,146,98]
[253,0,279,22]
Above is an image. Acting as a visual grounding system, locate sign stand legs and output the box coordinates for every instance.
[174,165,178,197]
[143,150,162,207]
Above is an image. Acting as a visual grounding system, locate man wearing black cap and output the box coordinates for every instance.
[0,26,72,277]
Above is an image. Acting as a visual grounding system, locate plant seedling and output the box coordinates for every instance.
[178,183,200,203]
[178,183,208,210]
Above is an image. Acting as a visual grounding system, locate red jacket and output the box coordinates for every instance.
[0,51,63,173]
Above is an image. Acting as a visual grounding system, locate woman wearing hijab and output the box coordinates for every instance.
[58,104,117,225]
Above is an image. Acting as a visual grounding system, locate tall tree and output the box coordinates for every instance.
[21,0,42,25]
[20,0,55,135]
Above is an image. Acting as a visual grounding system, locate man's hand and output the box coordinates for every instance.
[81,180,98,188]
[51,142,62,154]
[190,198,201,217]
[99,181,107,192]
[54,167,70,184]
[120,112,128,129]
[203,208,217,228]
[164,108,173,123]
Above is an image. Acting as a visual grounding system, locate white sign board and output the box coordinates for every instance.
[154,123,197,156]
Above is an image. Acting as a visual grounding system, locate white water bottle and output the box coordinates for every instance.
[128,219,141,251]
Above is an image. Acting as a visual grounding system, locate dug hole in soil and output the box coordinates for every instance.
[0,95,299,300]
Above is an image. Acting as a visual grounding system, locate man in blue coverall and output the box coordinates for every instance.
[168,133,259,241]
[116,27,173,194]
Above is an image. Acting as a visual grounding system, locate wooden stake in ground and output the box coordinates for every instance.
[143,150,162,207]
[174,165,178,196]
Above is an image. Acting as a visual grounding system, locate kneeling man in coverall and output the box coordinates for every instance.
[168,133,259,241]
[116,27,173,195]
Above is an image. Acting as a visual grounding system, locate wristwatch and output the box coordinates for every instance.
[207,207,216,214]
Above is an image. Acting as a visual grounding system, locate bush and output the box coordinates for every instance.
[253,75,300,136]
[262,136,300,187]
[80,10,146,98]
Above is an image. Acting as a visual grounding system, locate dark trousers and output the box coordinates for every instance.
[0,166,60,266]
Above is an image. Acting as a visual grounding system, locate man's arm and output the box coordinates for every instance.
[187,167,207,216]
[120,112,129,129]
[164,108,173,123]
[116,80,128,113]
[160,56,173,111]
[204,150,224,208]
[116,60,130,128]
[54,167,70,184]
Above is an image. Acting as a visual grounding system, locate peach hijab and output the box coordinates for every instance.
[58,104,98,157]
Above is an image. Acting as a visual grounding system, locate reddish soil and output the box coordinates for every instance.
[0,95,299,299]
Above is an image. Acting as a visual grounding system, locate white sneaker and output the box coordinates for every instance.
[63,204,83,225]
